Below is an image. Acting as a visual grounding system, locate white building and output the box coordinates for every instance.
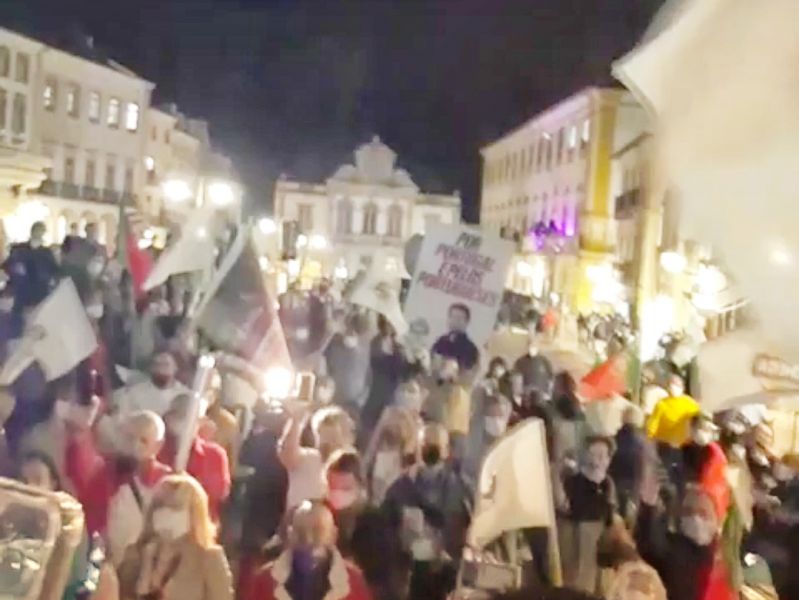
[274,136,460,278]
[26,34,154,250]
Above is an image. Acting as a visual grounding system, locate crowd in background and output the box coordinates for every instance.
[0,220,792,600]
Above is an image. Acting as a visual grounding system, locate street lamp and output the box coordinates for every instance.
[162,178,193,204]
[296,234,308,249]
[207,180,235,207]
[258,217,277,235]
[309,234,327,250]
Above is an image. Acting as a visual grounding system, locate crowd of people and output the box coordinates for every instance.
[0,220,793,600]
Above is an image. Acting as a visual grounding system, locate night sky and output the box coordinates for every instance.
[1,0,663,221]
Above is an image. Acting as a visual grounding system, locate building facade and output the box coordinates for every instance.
[274,136,460,279]
[480,87,647,313]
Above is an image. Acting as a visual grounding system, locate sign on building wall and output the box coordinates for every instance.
[404,223,514,355]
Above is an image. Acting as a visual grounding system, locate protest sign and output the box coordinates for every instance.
[403,223,513,352]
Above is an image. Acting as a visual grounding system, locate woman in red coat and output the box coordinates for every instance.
[247,501,372,600]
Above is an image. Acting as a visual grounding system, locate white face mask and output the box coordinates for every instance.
[316,387,334,403]
[484,416,507,438]
[491,367,506,380]
[152,508,190,541]
[328,489,359,511]
[669,383,684,397]
[680,515,715,546]
[342,335,358,349]
[295,327,310,342]
[86,304,104,320]
[373,450,401,481]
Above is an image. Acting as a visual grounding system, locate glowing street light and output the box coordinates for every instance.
[309,234,328,250]
[162,178,193,203]
[296,234,308,249]
[207,180,235,207]
[258,217,277,235]
[660,250,687,274]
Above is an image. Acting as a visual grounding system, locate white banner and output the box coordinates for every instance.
[403,223,513,353]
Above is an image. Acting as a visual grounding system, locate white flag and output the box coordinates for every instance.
[144,210,215,291]
[349,251,409,336]
[613,0,799,362]
[0,279,97,384]
[467,418,555,549]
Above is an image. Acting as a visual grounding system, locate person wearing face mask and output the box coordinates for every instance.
[114,352,189,419]
[423,358,471,463]
[248,501,372,600]
[159,394,231,523]
[364,405,419,505]
[324,314,372,416]
[513,335,554,398]
[325,450,405,599]
[462,393,511,492]
[635,470,735,600]
[559,436,617,594]
[279,403,355,510]
[3,221,59,313]
[382,424,470,600]
[118,474,233,600]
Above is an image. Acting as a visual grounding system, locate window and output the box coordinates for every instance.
[297,203,313,232]
[105,158,116,190]
[15,53,29,83]
[537,138,545,171]
[125,102,140,132]
[424,213,442,233]
[337,199,353,234]
[85,158,96,187]
[88,91,101,123]
[43,78,57,111]
[0,47,8,77]
[124,164,134,192]
[528,144,536,169]
[546,138,553,170]
[0,88,6,131]
[581,118,590,155]
[362,203,377,235]
[11,93,25,137]
[568,125,578,149]
[387,205,403,237]
[556,128,565,164]
[64,157,75,184]
[107,98,120,128]
[66,84,80,118]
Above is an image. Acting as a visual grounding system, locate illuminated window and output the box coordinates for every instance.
[88,91,101,123]
[568,125,577,149]
[581,118,590,154]
[67,84,80,118]
[556,128,565,164]
[125,102,139,132]
[107,98,120,128]
[43,78,57,111]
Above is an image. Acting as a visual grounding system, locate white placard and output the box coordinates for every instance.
[403,223,514,353]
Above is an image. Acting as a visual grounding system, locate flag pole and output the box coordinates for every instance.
[540,422,563,587]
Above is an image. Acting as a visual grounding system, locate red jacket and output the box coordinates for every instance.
[247,549,372,600]
[159,435,231,522]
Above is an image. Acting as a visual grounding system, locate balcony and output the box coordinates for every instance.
[102,189,120,204]
[82,186,101,201]
[37,180,129,206]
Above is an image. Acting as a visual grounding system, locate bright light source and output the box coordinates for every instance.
[143,228,154,240]
[515,261,534,277]
[296,234,308,248]
[264,367,293,399]
[287,259,300,277]
[309,234,327,250]
[258,256,269,271]
[144,156,155,171]
[163,178,192,203]
[137,238,151,249]
[770,245,793,267]
[695,264,727,295]
[334,264,349,280]
[660,250,687,274]
[208,181,235,207]
[196,227,208,239]
[258,217,277,235]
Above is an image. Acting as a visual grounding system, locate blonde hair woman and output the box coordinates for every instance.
[117,474,233,600]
